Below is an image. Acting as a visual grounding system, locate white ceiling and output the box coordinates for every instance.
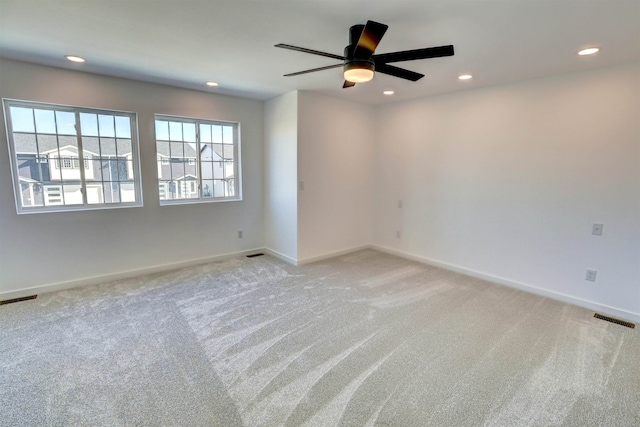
[1,0,638,105]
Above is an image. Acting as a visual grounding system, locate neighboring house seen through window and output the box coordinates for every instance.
[3,99,143,213]
[155,115,240,204]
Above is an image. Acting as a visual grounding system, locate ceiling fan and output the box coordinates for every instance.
[276,20,454,88]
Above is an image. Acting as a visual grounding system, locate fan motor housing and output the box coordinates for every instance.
[343,45,375,68]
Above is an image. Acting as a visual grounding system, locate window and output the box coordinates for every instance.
[3,99,143,213]
[155,115,240,204]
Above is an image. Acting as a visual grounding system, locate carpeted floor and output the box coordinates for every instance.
[1,250,638,426]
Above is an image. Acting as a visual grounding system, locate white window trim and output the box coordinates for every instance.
[3,98,144,214]
[155,114,242,205]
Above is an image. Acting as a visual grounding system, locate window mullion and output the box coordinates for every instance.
[51,110,67,206]
[74,111,88,205]
[196,121,203,199]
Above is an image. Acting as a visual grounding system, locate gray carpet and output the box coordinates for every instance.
[1,250,638,426]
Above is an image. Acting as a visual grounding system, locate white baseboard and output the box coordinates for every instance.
[5,243,637,325]
[372,244,640,324]
[263,248,298,265]
[0,248,264,301]
[296,245,372,266]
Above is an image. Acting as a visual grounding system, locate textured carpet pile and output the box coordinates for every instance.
[1,250,638,426]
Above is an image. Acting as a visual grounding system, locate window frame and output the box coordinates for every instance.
[154,114,242,205]
[3,98,144,214]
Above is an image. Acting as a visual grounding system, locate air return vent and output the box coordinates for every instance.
[594,313,635,329]
[0,295,37,305]
[246,253,265,258]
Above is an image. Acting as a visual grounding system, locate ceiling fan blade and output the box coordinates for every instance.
[373,45,454,63]
[284,63,343,77]
[375,63,424,81]
[352,20,388,59]
[343,80,356,88]
[275,43,345,61]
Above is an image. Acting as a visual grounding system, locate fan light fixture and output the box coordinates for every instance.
[578,47,599,56]
[65,55,85,63]
[277,20,455,88]
[344,61,375,83]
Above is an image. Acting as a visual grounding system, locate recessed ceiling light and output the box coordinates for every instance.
[458,74,472,80]
[578,47,600,56]
[206,81,219,87]
[383,90,394,95]
[65,55,85,63]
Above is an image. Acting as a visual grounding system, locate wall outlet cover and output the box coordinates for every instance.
[592,223,604,236]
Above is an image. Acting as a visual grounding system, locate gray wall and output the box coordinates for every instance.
[372,63,640,320]
[0,58,264,296]
[264,91,298,262]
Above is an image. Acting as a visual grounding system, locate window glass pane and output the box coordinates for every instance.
[169,121,182,141]
[55,111,76,135]
[183,123,196,143]
[226,180,235,197]
[213,161,224,179]
[117,139,132,157]
[120,182,135,202]
[201,143,214,161]
[115,116,131,138]
[202,179,214,198]
[158,181,170,200]
[102,182,121,204]
[10,107,35,133]
[211,125,222,143]
[224,161,234,179]
[223,144,234,160]
[185,142,197,160]
[213,180,225,197]
[155,115,239,204]
[20,181,44,207]
[17,154,37,180]
[34,109,56,134]
[62,184,83,205]
[100,138,116,157]
[80,113,99,136]
[5,99,141,213]
[14,133,37,156]
[170,142,184,158]
[43,185,63,206]
[156,140,170,158]
[155,120,169,140]
[200,161,213,181]
[223,126,233,144]
[184,159,197,178]
[87,157,102,181]
[98,115,115,137]
[210,143,223,160]
[115,158,129,180]
[86,183,103,204]
[200,124,211,143]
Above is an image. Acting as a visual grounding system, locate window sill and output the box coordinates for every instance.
[159,197,242,207]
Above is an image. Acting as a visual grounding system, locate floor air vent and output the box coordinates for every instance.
[0,295,38,305]
[246,253,265,258]
[594,313,635,329]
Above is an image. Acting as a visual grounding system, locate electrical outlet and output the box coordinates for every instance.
[396,231,401,239]
[398,200,403,209]
[238,230,243,238]
[298,181,305,191]
[592,223,603,236]
[585,269,597,282]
